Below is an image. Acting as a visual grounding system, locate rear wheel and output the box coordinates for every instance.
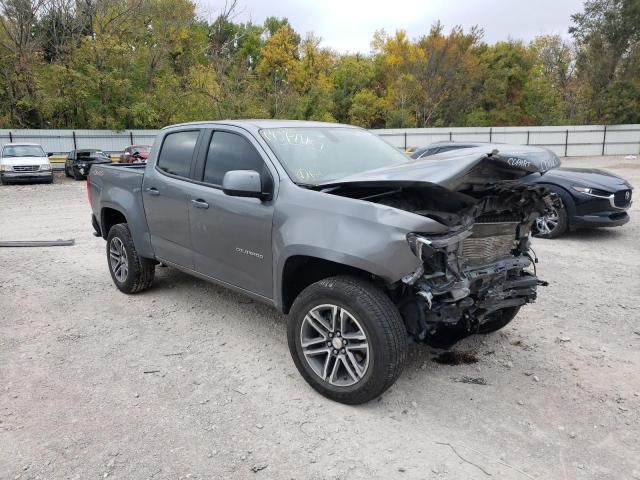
[288,276,407,404]
[106,223,155,294]
[73,169,83,180]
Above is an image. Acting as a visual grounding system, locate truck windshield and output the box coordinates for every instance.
[3,145,46,158]
[260,127,409,184]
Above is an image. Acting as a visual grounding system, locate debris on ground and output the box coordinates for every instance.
[250,463,268,473]
[452,376,487,385]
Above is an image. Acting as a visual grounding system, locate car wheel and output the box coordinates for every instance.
[288,276,407,404]
[106,223,155,294]
[64,167,71,177]
[478,306,521,334]
[73,170,83,180]
[533,204,568,239]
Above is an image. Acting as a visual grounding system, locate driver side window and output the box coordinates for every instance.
[203,131,273,191]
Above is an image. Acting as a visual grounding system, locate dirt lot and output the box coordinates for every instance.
[1,156,639,480]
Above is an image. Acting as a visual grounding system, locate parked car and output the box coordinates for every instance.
[65,149,112,180]
[88,121,557,404]
[120,145,151,163]
[0,143,53,185]
[411,142,633,238]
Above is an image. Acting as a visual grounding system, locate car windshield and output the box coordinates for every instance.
[259,127,410,184]
[3,145,46,158]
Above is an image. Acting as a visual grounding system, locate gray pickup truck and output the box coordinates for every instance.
[88,120,558,404]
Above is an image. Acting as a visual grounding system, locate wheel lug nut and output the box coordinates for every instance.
[336,332,341,337]
[341,348,345,354]
[326,342,332,347]
[332,349,337,355]
[328,332,333,338]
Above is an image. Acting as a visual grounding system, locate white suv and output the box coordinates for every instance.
[0,143,53,185]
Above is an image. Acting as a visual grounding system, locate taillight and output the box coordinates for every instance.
[86,175,92,205]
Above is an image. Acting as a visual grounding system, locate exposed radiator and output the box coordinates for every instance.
[460,222,518,268]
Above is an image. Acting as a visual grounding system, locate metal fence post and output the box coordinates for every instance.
[602,125,607,156]
[526,131,530,145]
[449,131,452,141]
[404,131,407,150]
[72,131,77,149]
[130,131,134,144]
[8,131,12,142]
[489,127,493,142]
[564,129,569,156]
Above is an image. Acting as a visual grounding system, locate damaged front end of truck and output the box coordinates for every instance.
[319,146,560,347]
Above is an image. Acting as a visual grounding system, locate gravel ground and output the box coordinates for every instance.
[1,156,639,480]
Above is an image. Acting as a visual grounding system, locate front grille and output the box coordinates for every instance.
[12,165,39,172]
[614,189,632,208]
[460,222,518,268]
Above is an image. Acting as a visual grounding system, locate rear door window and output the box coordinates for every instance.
[157,130,199,178]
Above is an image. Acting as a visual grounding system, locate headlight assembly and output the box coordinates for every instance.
[571,185,610,197]
[40,164,52,171]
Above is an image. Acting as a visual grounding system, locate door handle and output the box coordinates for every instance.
[190,199,209,209]
[145,187,160,196]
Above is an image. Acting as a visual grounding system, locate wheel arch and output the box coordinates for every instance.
[279,255,381,314]
[537,182,576,220]
[101,207,128,239]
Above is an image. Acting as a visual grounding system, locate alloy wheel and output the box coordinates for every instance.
[109,237,129,282]
[300,304,370,387]
[535,207,560,236]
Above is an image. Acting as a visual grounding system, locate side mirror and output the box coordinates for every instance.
[47,152,53,157]
[222,170,269,200]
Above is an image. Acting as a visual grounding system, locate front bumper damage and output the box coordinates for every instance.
[397,183,551,347]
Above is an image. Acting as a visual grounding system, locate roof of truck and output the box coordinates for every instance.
[163,119,359,130]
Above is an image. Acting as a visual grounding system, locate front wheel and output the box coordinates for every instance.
[533,203,568,239]
[106,223,155,294]
[288,276,407,404]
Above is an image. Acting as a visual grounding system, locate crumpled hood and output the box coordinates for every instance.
[0,156,50,166]
[319,145,561,191]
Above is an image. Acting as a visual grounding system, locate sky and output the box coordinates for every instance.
[198,0,586,53]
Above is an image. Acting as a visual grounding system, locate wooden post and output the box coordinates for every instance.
[602,125,607,156]
[129,131,134,144]
[564,129,569,156]
[72,131,77,149]
[404,131,407,150]
[526,131,530,145]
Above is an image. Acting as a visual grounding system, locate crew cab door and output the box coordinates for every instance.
[185,128,276,298]
[142,129,202,269]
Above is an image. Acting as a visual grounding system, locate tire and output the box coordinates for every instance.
[106,223,155,294]
[73,170,83,180]
[287,275,407,404]
[533,202,568,239]
[64,167,71,178]
[478,306,521,334]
